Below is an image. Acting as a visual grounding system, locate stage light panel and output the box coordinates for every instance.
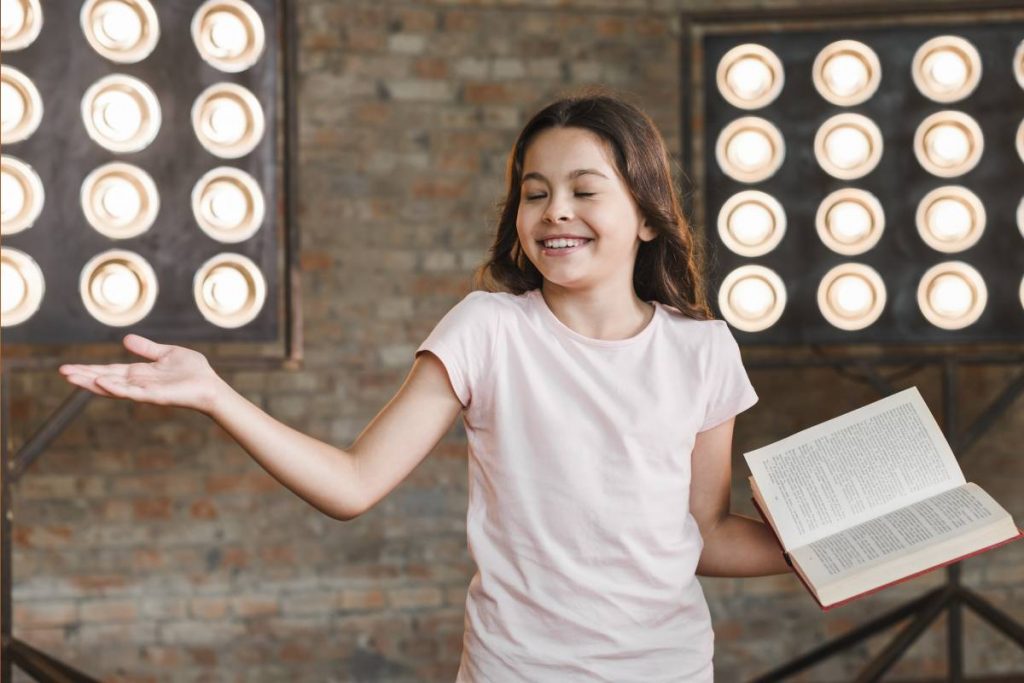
[917,261,987,330]
[1,65,43,143]
[0,0,42,51]
[80,0,159,64]
[81,74,161,153]
[915,186,985,254]
[80,162,159,239]
[0,247,44,327]
[192,0,265,73]
[715,116,785,183]
[192,82,265,159]
[717,190,786,257]
[0,155,44,236]
[914,110,983,177]
[2,0,287,348]
[812,40,881,106]
[194,253,266,328]
[912,35,982,103]
[191,166,265,243]
[815,188,885,256]
[814,113,883,179]
[693,11,1022,345]
[716,43,784,110]
[718,265,787,332]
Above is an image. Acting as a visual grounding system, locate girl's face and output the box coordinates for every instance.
[516,126,656,293]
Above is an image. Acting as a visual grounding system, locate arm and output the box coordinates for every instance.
[60,334,463,522]
[208,351,463,521]
[689,417,792,577]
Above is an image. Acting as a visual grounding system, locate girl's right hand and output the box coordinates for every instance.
[58,333,226,415]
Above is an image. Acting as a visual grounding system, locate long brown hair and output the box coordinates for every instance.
[472,90,712,320]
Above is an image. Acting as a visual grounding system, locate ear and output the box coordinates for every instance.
[638,220,657,243]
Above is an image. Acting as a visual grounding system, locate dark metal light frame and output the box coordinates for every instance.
[683,1,1024,348]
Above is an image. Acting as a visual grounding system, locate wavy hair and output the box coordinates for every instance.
[472,91,712,320]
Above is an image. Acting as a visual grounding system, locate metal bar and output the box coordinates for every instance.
[949,582,963,683]
[2,367,12,683]
[744,354,1024,370]
[281,0,303,371]
[9,389,94,483]
[7,637,100,682]
[960,588,1024,650]
[853,588,952,683]
[954,370,1024,458]
[683,0,1024,24]
[853,362,896,398]
[750,588,942,682]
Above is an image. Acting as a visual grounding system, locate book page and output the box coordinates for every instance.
[744,387,963,550]
[790,483,1017,600]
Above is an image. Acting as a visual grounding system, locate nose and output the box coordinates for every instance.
[542,193,573,223]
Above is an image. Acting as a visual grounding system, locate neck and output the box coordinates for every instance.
[540,282,654,341]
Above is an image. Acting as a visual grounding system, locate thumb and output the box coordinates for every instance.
[123,334,171,361]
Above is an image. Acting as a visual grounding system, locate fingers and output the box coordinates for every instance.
[63,373,119,398]
[59,363,131,378]
[123,334,171,361]
[95,375,149,401]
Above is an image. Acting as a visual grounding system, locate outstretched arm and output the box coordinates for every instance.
[60,335,464,521]
[689,417,793,577]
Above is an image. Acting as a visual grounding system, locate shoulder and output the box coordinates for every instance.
[656,303,732,343]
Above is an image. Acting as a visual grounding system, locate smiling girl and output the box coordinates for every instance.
[60,91,792,681]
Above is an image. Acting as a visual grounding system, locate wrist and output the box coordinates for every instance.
[201,374,235,418]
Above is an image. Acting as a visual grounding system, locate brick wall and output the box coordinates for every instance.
[8,1,1022,681]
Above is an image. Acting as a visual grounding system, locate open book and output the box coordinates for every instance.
[745,387,1022,611]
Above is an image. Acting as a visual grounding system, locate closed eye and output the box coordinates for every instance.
[524,192,596,201]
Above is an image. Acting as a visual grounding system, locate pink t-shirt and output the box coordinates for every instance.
[415,288,758,682]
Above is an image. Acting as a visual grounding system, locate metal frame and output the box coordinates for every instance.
[742,352,1024,682]
[0,0,298,679]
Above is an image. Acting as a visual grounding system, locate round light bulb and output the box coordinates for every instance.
[1,80,25,127]
[727,57,772,100]
[825,53,868,96]
[208,98,246,144]
[829,201,872,243]
[928,124,969,165]
[729,203,774,245]
[731,277,775,318]
[101,179,141,222]
[1,0,25,36]
[729,130,772,170]
[99,1,141,45]
[209,10,246,54]
[0,260,25,313]
[927,49,968,90]
[826,126,870,169]
[0,171,25,221]
[833,275,873,316]
[209,182,247,226]
[97,90,143,140]
[927,198,971,242]
[207,265,248,313]
[929,274,973,318]
[96,264,140,310]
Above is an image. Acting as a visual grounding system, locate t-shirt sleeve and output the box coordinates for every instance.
[699,320,759,432]
[414,290,496,410]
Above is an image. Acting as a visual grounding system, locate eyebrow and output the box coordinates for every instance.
[521,169,609,184]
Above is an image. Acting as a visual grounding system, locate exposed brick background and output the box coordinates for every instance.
[6,1,1023,681]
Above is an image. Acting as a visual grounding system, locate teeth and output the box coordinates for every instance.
[543,238,586,249]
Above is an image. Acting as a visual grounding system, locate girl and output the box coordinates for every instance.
[59,92,793,681]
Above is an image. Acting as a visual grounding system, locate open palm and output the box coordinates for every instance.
[58,334,224,414]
